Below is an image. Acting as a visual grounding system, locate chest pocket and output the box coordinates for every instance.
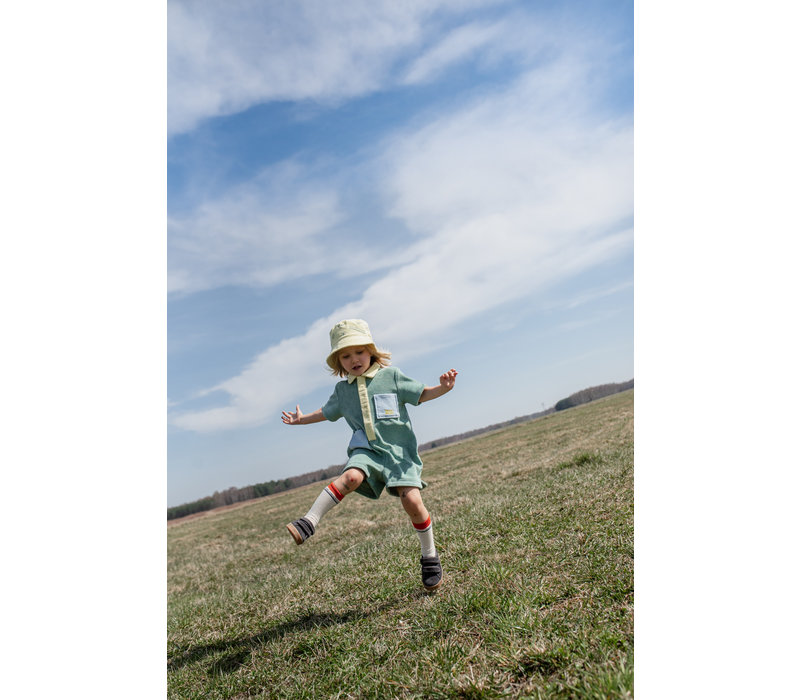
[373,393,400,420]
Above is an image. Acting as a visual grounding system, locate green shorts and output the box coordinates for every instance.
[343,448,427,499]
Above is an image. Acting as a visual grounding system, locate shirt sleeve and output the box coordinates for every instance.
[321,386,342,421]
[393,367,426,406]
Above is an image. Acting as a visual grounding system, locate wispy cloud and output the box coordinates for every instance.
[168,161,344,293]
[168,0,509,136]
[169,38,632,432]
[544,280,634,312]
[167,157,425,295]
[401,18,513,85]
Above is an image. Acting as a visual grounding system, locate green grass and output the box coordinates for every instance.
[168,390,634,699]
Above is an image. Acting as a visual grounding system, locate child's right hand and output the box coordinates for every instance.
[439,369,458,391]
[282,405,304,425]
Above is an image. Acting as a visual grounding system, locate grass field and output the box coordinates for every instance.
[168,389,634,699]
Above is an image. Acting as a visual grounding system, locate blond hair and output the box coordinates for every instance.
[329,343,392,378]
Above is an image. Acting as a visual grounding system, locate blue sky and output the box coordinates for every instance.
[167,0,634,507]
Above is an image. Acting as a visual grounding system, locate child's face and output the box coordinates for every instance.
[338,346,372,376]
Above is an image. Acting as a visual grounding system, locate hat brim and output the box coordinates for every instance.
[326,333,374,369]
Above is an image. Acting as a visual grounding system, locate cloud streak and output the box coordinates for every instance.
[168,0,509,136]
[401,17,516,85]
[167,157,424,295]
[168,161,344,294]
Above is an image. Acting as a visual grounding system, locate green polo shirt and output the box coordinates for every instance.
[322,365,427,498]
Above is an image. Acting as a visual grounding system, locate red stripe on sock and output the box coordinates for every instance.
[328,482,344,501]
[413,516,432,531]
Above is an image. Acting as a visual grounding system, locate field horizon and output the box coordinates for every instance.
[168,389,634,698]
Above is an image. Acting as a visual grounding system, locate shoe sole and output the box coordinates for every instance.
[286,522,305,545]
[423,576,443,592]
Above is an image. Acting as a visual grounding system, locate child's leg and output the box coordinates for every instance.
[287,468,365,545]
[398,486,442,590]
[398,487,436,557]
[307,468,365,525]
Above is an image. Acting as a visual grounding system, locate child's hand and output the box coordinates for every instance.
[439,369,458,391]
[282,405,304,425]
[419,370,459,404]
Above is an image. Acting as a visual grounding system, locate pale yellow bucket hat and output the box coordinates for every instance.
[326,319,375,369]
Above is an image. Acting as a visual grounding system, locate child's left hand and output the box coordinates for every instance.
[439,369,458,391]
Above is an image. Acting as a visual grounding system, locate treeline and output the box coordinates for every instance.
[554,380,634,411]
[168,379,633,520]
[167,464,344,521]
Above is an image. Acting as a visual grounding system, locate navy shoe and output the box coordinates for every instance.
[420,554,443,591]
[287,517,315,545]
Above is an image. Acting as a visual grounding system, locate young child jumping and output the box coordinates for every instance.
[281,318,458,591]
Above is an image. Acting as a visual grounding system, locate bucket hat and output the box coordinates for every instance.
[326,319,375,369]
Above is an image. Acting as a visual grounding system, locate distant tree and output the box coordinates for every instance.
[167,496,214,521]
[554,380,633,412]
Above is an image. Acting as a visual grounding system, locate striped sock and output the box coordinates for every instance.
[303,482,344,528]
[413,516,437,558]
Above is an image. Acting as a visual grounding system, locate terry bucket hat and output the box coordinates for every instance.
[326,319,375,369]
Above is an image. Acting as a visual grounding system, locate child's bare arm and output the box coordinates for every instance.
[282,405,326,425]
[418,369,458,404]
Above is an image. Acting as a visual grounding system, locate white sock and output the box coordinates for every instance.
[303,483,343,528]
[413,516,437,558]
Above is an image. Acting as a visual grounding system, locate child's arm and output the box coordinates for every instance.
[418,369,458,404]
[282,405,326,425]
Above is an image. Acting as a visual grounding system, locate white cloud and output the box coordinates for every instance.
[382,61,631,235]
[167,157,427,295]
[545,280,634,312]
[169,46,632,432]
[167,161,344,294]
[402,19,508,85]
[168,0,508,136]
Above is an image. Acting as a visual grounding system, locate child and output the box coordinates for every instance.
[281,318,458,591]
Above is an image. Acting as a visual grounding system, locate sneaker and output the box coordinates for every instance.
[420,554,443,591]
[286,517,315,545]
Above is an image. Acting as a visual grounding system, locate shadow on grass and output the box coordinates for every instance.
[169,597,402,675]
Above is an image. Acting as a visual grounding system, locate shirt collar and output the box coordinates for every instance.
[346,362,382,384]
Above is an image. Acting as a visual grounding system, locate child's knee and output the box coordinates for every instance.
[339,468,364,492]
[399,486,421,501]
[398,487,425,512]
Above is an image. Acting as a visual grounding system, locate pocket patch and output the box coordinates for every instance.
[373,393,400,419]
